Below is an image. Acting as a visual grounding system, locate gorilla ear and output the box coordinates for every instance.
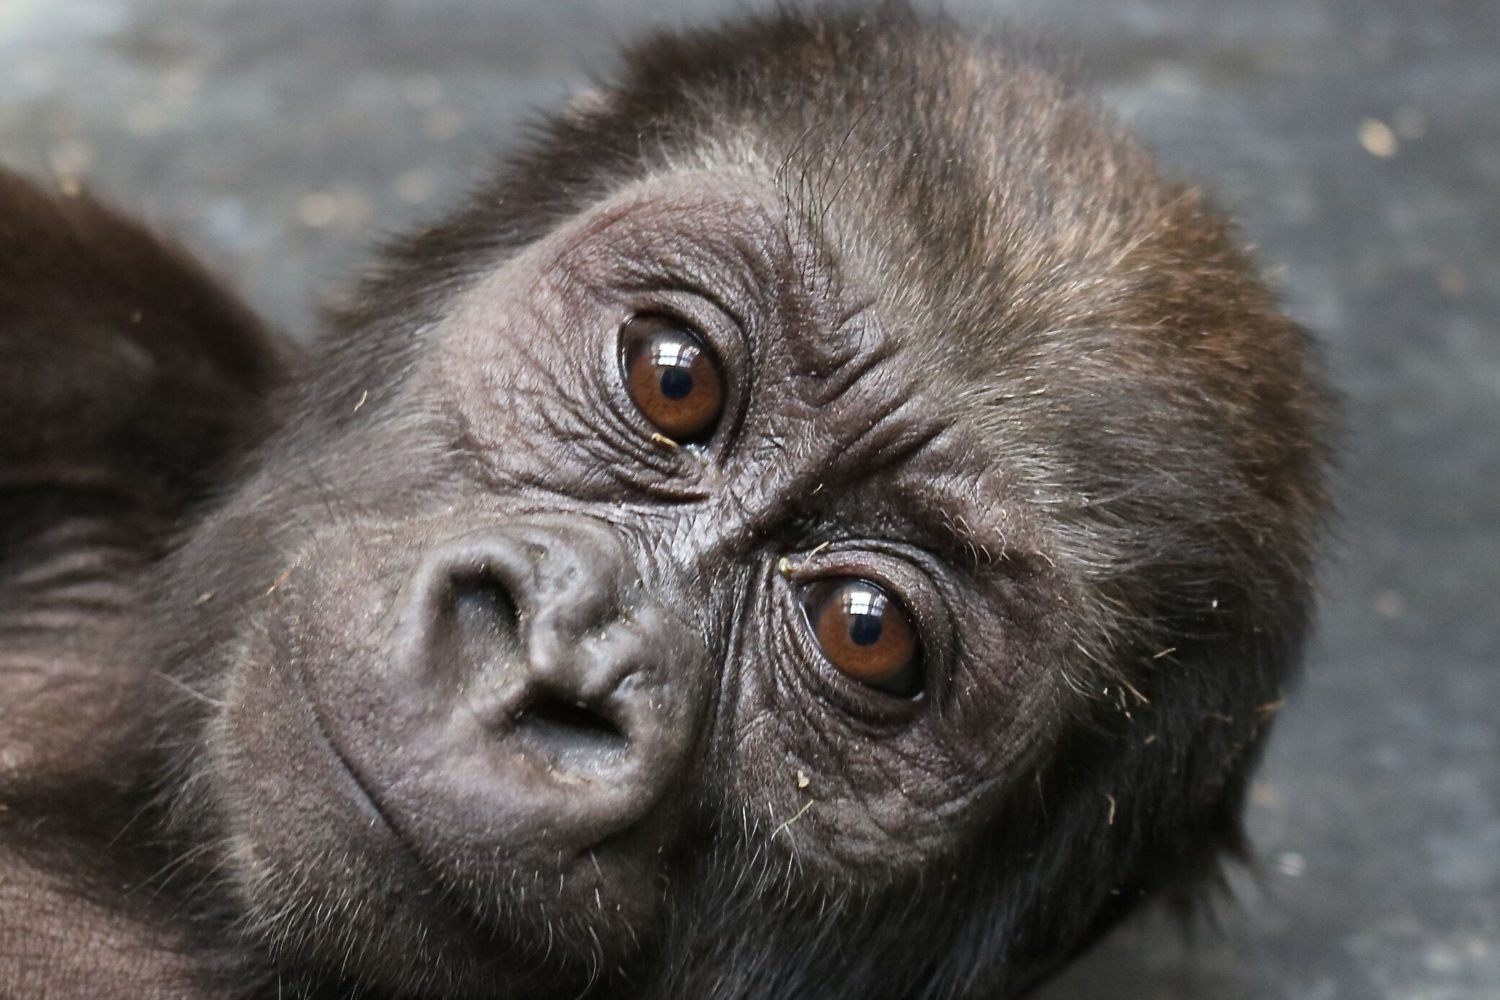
[0,168,290,512]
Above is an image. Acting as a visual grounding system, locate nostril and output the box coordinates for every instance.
[513,693,629,770]
[451,571,521,656]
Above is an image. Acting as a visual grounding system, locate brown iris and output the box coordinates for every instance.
[804,579,922,697]
[620,316,724,442]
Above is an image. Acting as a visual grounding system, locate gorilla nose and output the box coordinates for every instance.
[400,521,691,791]
[443,562,635,775]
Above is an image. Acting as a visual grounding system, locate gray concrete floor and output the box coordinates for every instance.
[2,1,1496,998]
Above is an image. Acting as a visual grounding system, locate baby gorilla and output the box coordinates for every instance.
[0,5,1329,999]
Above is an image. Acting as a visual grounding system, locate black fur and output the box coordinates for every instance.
[1,6,1329,998]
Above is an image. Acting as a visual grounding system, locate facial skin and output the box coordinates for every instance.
[1,6,1329,1000]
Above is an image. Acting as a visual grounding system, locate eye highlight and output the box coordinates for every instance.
[620,316,724,442]
[802,578,922,697]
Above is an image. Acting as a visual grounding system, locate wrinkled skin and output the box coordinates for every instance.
[0,6,1330,999]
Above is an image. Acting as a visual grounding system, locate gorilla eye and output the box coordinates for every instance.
[620,316,724,442]
[803,579,922,697]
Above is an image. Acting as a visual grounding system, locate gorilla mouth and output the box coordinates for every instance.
[511,692,632,767]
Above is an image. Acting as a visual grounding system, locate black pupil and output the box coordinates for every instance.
[849,613,884,646]
[843,586,889,647]
[659,364,694,399]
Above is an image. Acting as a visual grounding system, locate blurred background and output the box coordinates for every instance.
[1,1,1495,997]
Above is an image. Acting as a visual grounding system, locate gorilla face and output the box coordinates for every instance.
[134,9,1327,999]
[163,175,1072,994]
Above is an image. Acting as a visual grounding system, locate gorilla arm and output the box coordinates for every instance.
[0,168,287,996]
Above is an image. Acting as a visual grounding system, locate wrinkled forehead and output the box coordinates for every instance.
[671,48,1160,358]
[534,160,1027,407]
[431,166,1038,569]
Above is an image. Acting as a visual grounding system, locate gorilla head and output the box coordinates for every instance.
[6,6,1330,999]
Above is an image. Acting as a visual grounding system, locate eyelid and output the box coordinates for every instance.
[780,544,929,615]
[626,293,749,379]
[792,539,954,650]
[780,543,953,703]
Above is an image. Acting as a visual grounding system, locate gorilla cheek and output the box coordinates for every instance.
[214,516,710,954]
[214,629,415,898]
